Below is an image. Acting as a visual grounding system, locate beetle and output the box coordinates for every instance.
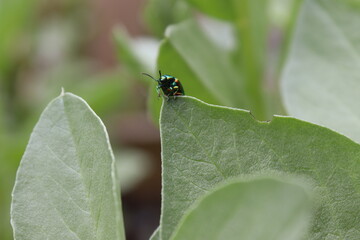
[142,71,185,99]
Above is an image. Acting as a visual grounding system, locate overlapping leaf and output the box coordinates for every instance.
[171,177,311,240]
[160,96,360,240]
[281,0,360,143]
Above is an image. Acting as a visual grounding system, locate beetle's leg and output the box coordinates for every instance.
[173,86,179,100]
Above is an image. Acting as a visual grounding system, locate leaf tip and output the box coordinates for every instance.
[60,87,65,96]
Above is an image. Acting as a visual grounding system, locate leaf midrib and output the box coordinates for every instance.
[61,95,98,240]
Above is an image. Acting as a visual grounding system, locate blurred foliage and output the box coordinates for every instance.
[116,0,301,122]
[0,1,133,239]
[114,28,148,77]
[0,0,37,77]
[143,0,191,38]
[281,0,360,143]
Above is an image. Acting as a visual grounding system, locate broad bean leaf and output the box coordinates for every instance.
[232,0,268,119]
[11,93,125,240]
[160,96,360,240]
[183,0,269,118]
[157,39,219,106]
[164,20,246,107]
[185,0,235,21]
[114,27,147,77]
[171,177,312,240]
[143,0,191,37]
[281,0,360,143]
[150,19,245,125]
[151,38,220,123]
[114,28,158,78]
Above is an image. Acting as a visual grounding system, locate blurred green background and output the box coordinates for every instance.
[0,0,302,239]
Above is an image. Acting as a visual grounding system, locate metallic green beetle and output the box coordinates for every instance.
[143,71,185,99]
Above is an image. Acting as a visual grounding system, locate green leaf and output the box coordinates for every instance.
[158,20,247,106]
[11,92,125,240]
[147,86,163,127]
[0,0,38,76]
[157,39,220,105]
[272,0,303,75]
[232,0,268,118]
[160,96,360,240]
[185,0,235,21]
[150,37,221,123]
[150,19,246,125]
[171,177,312,240]
[113,27,152,76]
[183,0,269,119]
[143,0,191,37]
[281,0,360,143]
[0,87,5,135]
[47,67,128,118]
[63,70,129,117]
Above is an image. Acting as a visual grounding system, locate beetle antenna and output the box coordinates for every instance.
[142,72,158,82]
[159,70,162,77]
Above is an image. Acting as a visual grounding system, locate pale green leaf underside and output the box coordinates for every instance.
[11,93,125,240]
[162,20,246,107]
[114,27,150,76]
[152,20,234,125]
[171,177,311,240]
[281,0,360,143]
[160,96,360,240]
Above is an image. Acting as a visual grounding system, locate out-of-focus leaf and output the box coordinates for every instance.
[11,93,125,240]
[232,0,268,118]
[143,0,191,37]
[114,27,158,76]
[157,36,232,107]
[0,0,38,76]
[160,96,360,240]
[182,1,273,119]
[0,87,5,134]
[0,142,18,240]
[197,16,236,51]
[148,36,222,124]
[0,86,15,240]
[0,174,14,240]
[147,85,162,127]
[273,0,303,76]
[72,70,127,117]
[171,177,312,240]
[281,0,360,143]
[26,63,128,121]
[152,17,271,122]
[164,20,246,107]
[269,0,298,28]
[185,0,235,21]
